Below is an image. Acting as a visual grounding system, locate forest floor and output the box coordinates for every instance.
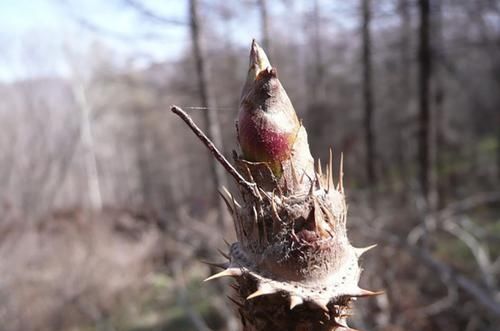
[1,198,498,331]
[0,207,226,331]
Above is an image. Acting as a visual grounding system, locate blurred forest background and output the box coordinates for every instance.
[0,0,499,330]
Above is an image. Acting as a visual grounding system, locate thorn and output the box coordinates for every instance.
[263,162,280,194]
[351,288,384,297]
[312,197,326,236]
[270,196,281,220]
[313,196,321,217]
[289,295,303,310]
[259,187,272,201]
[218,189,233,214]
[244,164,252,180]
[290,162,299,187]
[227,296,244,308]
[335,318,358,331]
[246,283,276,300]
[241,163,262,201]
[326,163,330,192]
[335,318,349,328]
[222,186,240,208]
[354,244,377,257]
[338,153,344,194]
[232,206,244,241]
[317,158,323,178]
[260,193,271,244]
[311,298,329,312]
[277,183,284,198]
[221,185,230,196]
[201,260,228,269]
[246,289,271,300]
[217,248,230,259]
[252,205,258,224]
[320,202,336,225]
[204,268,242,282]
[328,148,334,192]
[277,174,285,196]
[308,175,315,196]
[283,170,290,193]
[270,195,283,234]
[299,170,306,185]
[224,189,241,229]
[315,170,322,190]
[231,194,242,235]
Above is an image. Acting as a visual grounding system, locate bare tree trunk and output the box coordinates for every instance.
[418,0,431,203]
[433,0,446,208]
[496,45,500,183]
[257,0,270,52]
[396,0,411,197]
[72,81,103,212]
[497,102,500,182]
[132,107,154,206]
[303,0,326,158]
[362,0,377,191]
[189,0,229,229]
[312,0,323,101]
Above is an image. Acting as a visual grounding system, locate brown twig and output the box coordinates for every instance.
[170,105,258,198]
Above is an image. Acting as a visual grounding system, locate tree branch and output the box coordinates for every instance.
[123,0,186,26]
[170,105,258,198]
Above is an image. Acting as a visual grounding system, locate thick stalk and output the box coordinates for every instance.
[196,41,378,331]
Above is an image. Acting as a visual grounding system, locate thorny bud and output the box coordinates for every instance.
[205,40,379,331]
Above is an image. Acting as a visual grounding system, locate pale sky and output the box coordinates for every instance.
[0,0,353,82]
[0,0,190,81]
[0,0,269,82]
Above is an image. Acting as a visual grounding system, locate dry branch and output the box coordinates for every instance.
[362,226,500,317]
[170,105,258,198]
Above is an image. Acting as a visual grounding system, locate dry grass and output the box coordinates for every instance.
[0,208,164,331]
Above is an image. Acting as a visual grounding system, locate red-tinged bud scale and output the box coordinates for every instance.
[237,40,314,180]
[198,40,379,331]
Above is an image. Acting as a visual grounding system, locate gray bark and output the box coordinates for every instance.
[362,0,377,189]
[418,0,431,203]
[189,0,230,230]
[257,0,270,52]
